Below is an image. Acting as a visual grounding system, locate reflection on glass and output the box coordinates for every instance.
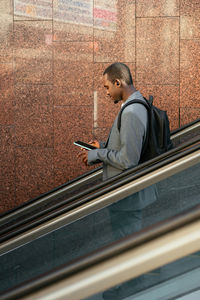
[14,0,117,31]
[90,251,200,300]
[14,0,52,19]
[14,1,135,62]
[0,162,199,294]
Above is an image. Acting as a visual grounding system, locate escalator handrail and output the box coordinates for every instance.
[0,136,199,234]
[171,117,200,135]
[1,202,200,300]
[1,118,200,220]
[0,166,102,218]
[0,137,198,235]
[0,134,191,226]
[0,137,199,244]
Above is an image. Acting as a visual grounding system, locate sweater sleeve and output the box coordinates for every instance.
[88,108,146,170]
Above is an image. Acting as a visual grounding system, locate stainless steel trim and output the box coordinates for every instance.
[0,149,199,255]
[1,123,198,225]
[0,169,103,225]
[171,122,200,140]
[20,219,200,300]
[132,267,200,300]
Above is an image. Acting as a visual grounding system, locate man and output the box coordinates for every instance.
[79,62,156,239]
[79,62,157,299]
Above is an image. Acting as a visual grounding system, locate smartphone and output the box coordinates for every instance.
[74,140,97,150]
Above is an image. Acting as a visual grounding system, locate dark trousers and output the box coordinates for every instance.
[109,209,143,241]
[102,209,143,300]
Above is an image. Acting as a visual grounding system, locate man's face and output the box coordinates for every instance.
[103,73,121,103]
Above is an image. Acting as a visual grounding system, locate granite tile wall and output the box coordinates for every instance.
[0,0,199,213]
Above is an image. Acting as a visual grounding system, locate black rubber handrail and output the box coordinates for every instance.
[1,202,200,300]
[0,137,199,243]
[1,118,199,220]
[0,136,199,239]
[0,134,198,235]
[0,166,102,218]
[170,117,200,135]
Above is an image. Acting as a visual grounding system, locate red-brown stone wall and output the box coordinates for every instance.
[0,0,199,212]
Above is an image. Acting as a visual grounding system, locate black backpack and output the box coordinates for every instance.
[117,95,173,163]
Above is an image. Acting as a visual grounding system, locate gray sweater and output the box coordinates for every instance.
[88,91,157,210]
[88,91,147,180]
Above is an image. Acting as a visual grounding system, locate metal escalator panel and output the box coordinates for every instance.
[1,209,200,300]
[121,262,200,300]
[0,141,199,248]
[0,146,199,297]
[0,166,103,226]
[41,235,200,300]
[1,118,200,231]
[0,136,199,245]
[87,240,200,300]
[171,118,200,147]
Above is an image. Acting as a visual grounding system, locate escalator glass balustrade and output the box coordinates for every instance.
[1,119,199,234]
[88,251,200,300]
[0,152,199,296]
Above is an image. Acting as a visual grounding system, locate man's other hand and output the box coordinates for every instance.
[78,149,88,166]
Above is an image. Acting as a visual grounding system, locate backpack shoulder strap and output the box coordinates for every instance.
[117,97,153,159]
[117,98,150,131]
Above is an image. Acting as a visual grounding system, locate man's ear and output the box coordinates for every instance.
[114,79,121,87]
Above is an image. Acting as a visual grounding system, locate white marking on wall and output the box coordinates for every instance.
[94,91,98,129]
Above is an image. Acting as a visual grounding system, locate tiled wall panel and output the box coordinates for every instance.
[136,0,179,17]
[180,0,200,125]
[0,127,16,212]
[15,147,54,206]
[94,0,135,62]
[137,84,180,130]
[0,63,14,125]
[136,17,179,85]
[180,41,200,109]
[0,0,199,212]
[0,0,13,63]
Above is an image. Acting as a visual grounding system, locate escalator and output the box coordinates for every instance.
[1,119,200,222]
[0,118,200,244]
[0,121,199,299]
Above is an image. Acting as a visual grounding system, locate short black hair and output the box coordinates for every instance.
[103,62,133,85]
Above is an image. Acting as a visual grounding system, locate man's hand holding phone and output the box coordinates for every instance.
[89,140,100,148]
[77,140,99,166]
